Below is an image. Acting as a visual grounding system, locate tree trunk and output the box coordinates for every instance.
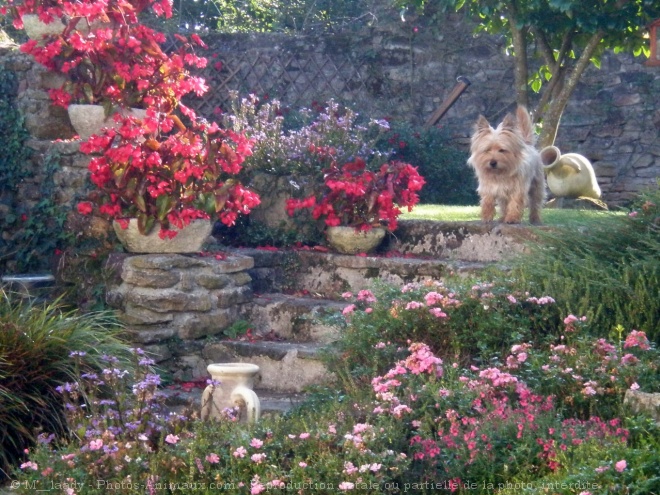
[537,31,604,147]
[506,2,529,108]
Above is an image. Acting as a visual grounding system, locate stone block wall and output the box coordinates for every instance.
[106,253,254,380]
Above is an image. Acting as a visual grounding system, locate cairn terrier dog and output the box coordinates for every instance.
[468,106,545,224]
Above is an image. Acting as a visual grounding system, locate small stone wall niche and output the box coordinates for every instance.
[107,253,254,380]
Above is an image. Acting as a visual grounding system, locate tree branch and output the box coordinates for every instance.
[538,30,604,147]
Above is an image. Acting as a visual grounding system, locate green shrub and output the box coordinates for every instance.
[377,121,477,205]
[327,280,563,383]
[0,292,132,478]
[509,188,660,344]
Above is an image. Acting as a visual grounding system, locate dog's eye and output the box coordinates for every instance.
[498,149,508,153]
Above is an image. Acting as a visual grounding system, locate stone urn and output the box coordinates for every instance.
[201,363,261,423]
[540,146,602,200]
[68,104,147,140]
[113,219,212,253]
[325,226,386,255]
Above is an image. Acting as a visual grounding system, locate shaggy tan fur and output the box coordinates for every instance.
[468,106,545,224]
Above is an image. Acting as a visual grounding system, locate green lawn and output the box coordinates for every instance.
[402,204,625,227]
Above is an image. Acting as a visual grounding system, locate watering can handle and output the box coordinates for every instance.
[232,386,261,423]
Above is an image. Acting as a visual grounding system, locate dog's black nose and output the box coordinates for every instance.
[489,160,497,168]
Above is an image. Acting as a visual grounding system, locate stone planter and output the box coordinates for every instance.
[113,219,212,253]
[21,14,65,41]
[68,104,147,140]
[326,226,386,255]
[201,363,261,423]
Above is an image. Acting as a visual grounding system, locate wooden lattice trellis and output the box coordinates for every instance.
[174,44,378,118]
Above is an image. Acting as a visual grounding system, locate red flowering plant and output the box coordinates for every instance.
[16,0,206,115]
[77,109,260,239]
[286,157,425,231]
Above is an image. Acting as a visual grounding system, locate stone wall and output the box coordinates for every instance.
[106,253,254,380]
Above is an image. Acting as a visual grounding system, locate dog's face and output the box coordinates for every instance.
[468,115,527,178]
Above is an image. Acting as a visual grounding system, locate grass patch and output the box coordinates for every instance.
[402,203,626,228]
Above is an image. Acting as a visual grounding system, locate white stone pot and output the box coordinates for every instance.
[112,218,212,254]
[326,226,386,255]
[68,104,147,140]
[201,363,261,423]
[21,14,65,41]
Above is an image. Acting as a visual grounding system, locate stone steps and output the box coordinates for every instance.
[202,340,331,394]
[234,247,491,298]
[161,386,307,417]
[246,292,345,343]
[126,221,537,416]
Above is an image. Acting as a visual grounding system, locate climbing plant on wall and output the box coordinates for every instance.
[0,68,69,273]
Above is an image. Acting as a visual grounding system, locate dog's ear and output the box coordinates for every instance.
[474,115,490,133]
[500,113,517,131]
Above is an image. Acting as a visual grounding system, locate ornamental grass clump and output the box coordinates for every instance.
[0,291,131,479]
[510,188,660,344]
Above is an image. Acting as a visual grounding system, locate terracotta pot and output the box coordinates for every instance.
[112,218,212,253]
[68,104,146,140]
[326,226,386,255]
[201,363,261,423]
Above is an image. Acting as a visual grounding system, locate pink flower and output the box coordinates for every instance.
[405,301,424,310]
[165,434,179,445]
[621,353,639,365]
[233,446,247,458]
[342,304,356,315]
[206,453,220,464]
[20,461,38,471]
[251,453,266,464]
[299,461,308,468]
[299,432,310,439]
[429,308,447,318]
[630,382,640,390]
[339,482,355,491]
[88,439,103,451]
[356,290,377,303]
[343,462,358,475]
[615,460,627,472]
[251,483,265,494]
[250,438,263,448]
[624,330,651,350]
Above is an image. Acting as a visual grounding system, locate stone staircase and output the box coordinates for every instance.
[141,220,538,415]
